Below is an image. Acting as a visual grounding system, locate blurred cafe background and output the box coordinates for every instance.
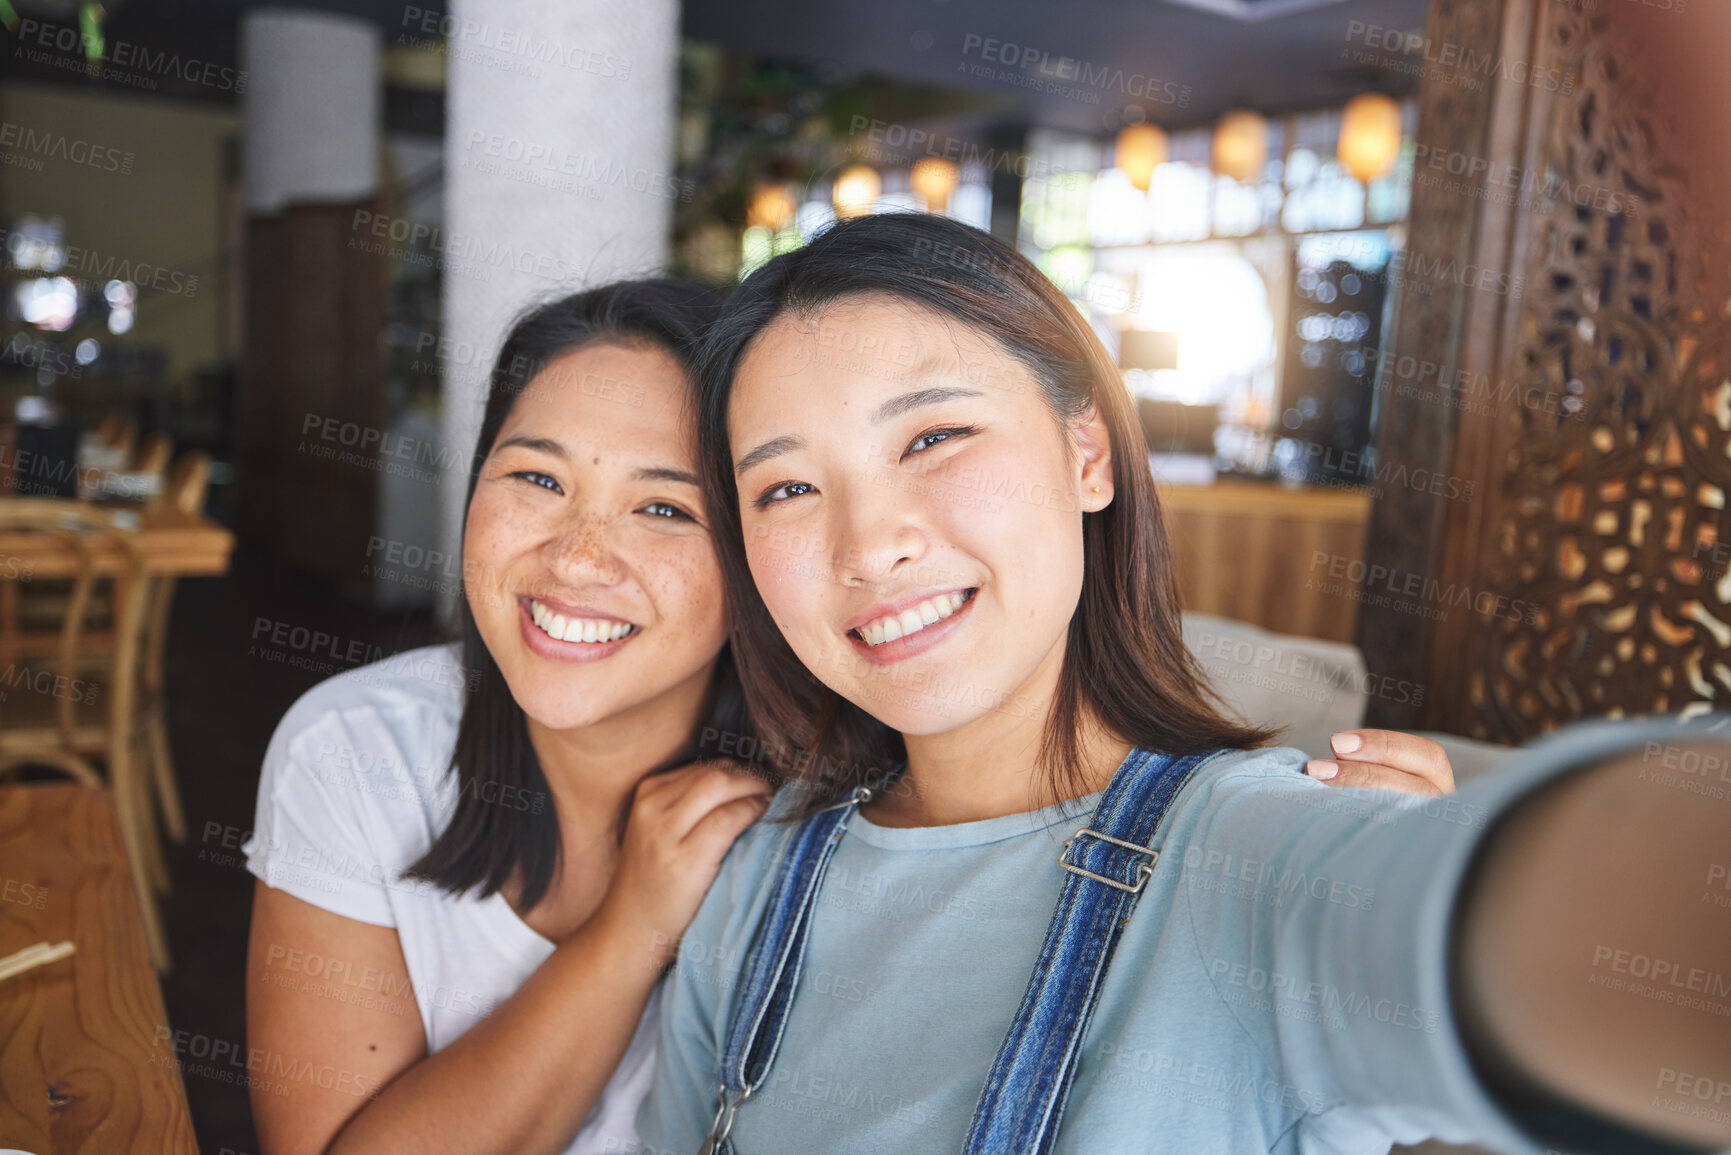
[0,0,1724,1150]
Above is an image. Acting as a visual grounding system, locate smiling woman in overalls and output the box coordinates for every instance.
[635,214,1731,1155]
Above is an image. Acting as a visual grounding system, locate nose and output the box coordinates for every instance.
[828,479,929,590]
[542,512,628,586]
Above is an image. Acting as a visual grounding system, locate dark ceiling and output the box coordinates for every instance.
[683,0,1429,132]
[0,0,1430,133]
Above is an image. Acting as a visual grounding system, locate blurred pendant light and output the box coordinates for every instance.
[746,182,797,232]
[910,158,959,212]
[1212,110,1268,183]
[832,165,881,218]
[1114,123,1168,192]
[1338,93,1403,183]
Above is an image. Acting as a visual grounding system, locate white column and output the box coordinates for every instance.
[241,10,380,214]
[437,0,680,593]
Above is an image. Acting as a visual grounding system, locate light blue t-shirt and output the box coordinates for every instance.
[634,724,1688,1155]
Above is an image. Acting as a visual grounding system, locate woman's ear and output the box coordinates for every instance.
[1075,405,1115,514]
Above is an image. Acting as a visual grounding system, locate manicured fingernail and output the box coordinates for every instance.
[1331,732,1362,754]
[1306,760,1339,780]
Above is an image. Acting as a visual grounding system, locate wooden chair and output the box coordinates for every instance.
[108,420,137,463]
[5,453,210,903]
[137,452,211,863]
[18,427,171,627]
[0,503,170,971]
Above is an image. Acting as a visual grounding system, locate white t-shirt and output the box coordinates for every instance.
[244,642,657,1155]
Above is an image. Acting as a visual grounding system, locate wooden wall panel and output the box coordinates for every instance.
[1438,2,1731,739]
[1363,0,1731,735]
[238,202,385,593]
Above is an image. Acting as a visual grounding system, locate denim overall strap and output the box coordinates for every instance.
[699,785,871,1155]
[963,747,1218,1155]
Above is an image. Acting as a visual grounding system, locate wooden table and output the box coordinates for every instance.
[0,500,234,579]
[0,784,197,1153]
[1159,479,1373,644]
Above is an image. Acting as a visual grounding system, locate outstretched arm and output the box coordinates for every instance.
[1176,720,1728,1152]
[1454,738,1731,1148]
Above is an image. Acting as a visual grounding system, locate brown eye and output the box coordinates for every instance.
[756,481,815,508]
[904,425,978,460]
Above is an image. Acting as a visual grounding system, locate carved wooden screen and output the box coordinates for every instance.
[1435,1,1731,740]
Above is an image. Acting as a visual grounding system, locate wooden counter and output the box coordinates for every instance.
[1158,479,1372,644]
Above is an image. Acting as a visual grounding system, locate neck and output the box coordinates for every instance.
[525,659,718,844]
[868,640,1131,828]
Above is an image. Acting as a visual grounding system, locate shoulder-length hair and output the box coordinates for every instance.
[693,214,1270,817]
[409,278,753,909]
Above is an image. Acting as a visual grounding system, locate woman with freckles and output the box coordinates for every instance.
[635,215,1731,1154]
[243,277,1455,1155]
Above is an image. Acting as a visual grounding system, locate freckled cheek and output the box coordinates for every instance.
[463,498,542,597]
[461,508,511,593]
[642,542,729,639]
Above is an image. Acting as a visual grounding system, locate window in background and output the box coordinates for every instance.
[1213,120,1286,238]
[1121,243,1277,409]
[1147,154,1212,242]
[1022,135,1095,250]
[948,165,993,232]
[1367,137,1415,224]
[795,198,835,240]
[1276,230,1395,487]
[1017,99,1416,479]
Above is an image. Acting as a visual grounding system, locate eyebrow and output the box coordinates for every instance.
[733,435,805,475]
[633,466,700,486]
[869,385,983,424]
[496,437,697,486]
[494,434,567,457]
[733,385,986,474]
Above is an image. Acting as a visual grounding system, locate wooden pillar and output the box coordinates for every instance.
[237,204,385,593]
[234,10,384,596]
[1358,0,1538,728]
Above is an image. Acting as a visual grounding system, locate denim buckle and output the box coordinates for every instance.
[816,784,874,813]
[700,1084,753,1155]
[1058,827,1158,893]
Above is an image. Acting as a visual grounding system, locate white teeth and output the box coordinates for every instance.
[854,590,971,647]
[529,600,635,644]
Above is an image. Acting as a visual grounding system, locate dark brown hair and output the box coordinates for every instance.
[694,214,1270,816]
[408,278,755,909]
